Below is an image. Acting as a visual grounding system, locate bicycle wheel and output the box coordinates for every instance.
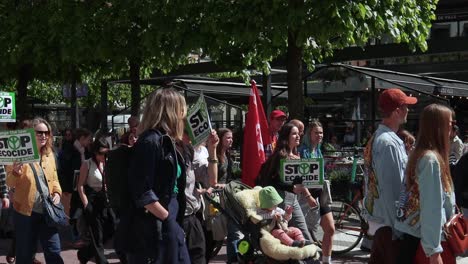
[311,200,365,255]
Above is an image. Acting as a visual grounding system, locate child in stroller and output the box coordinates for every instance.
[257,186,312,248]
[211,181,318,262]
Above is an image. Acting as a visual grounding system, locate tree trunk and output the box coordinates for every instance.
[129,60,141,116]
[16,64,32,120]
[287,30,304,120]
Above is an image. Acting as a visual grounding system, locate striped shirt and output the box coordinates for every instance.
[0,165,8,199]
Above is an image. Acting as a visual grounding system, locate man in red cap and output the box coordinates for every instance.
[363,88,417,264]
[264,110,287,158]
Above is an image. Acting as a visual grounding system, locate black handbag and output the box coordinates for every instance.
[30,164,68,227]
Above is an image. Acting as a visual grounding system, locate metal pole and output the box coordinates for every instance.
[303,78,308,121]
[371,77,376,128]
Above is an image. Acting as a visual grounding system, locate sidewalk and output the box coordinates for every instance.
[0,234,370,264]
[4,231,467,264]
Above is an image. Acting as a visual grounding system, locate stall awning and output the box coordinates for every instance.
[307,64,468,98]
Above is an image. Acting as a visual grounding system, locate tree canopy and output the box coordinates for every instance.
[0,0,439,120]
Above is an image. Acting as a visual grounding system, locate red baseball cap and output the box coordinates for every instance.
[270,109,287,120]
[378,89,417,113]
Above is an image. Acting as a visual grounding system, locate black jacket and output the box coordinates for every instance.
[58,141,81,193]
[125,129,187,257]
[454,152,468,208]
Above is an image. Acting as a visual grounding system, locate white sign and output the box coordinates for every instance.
[185,93,212,146]
[0,92,16,122]
[0,129,40,164]
[280,158,324,188]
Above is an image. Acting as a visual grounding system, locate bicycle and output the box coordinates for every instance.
[311,150,369,255]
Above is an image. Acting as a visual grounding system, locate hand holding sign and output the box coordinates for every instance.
[12,161,24,176]
[207,130,219,148]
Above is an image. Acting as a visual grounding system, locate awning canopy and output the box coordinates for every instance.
[307,64,468,98]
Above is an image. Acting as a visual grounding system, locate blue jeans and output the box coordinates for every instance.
[14,211,64,264]
[281,191,312,241]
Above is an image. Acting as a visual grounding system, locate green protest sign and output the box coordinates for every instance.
[280,158,324,188]
[185,93,212,146]
[0,129,39,164]
[0,92,16,122]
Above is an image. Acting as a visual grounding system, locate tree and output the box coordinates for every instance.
[93,1,203,115]
[200,0,438,119]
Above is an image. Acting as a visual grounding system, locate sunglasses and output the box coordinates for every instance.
[35,130,50,136]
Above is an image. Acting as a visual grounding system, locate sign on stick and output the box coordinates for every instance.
[186,93,212,146]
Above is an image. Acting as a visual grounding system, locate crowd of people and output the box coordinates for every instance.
[0,86,466,264]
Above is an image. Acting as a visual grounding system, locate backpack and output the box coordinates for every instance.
[105,145,133,211]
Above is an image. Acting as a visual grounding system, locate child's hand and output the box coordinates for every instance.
[285,205,293,215]
[274,213,281,220]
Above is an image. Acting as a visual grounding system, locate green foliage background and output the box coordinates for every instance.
[0,0,438,116]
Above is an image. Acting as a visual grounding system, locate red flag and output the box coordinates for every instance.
[242,80,270,187]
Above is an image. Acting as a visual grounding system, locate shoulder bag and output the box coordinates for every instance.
[444,207,468,255]
[30,164,68,227]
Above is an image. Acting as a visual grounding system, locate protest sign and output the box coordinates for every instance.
[0,129,39,164]
[280,158,324,188]
[186,93,212,146]
[0,92,16,122]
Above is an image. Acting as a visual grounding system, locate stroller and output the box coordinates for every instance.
[205,180,319,263]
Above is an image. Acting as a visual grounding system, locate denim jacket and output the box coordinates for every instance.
[394,152,456,257]
[125,129,187,257]
[362,124,407,228]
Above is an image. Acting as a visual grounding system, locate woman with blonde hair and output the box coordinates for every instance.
[7,117,64,264]
[395,104,456,264]
[125,88,190,264]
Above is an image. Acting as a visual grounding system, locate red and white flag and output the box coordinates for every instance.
[242,80,270,187]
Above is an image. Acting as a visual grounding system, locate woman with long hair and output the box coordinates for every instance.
[7,117,64,264]
[299,121,323,159]
[77,137,113,264]
[395,104,456,264]
[215,128,233,185]
[297,121,335,264]
[126,88,190,264]
[256,123,312,241]
[212,128,240,263]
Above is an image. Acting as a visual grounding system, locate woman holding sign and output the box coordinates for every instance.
[6,117,64,264]
[298,121,335,264]
[256,123,312,242]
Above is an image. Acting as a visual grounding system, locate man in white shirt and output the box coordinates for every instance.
[450,124,464,164]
